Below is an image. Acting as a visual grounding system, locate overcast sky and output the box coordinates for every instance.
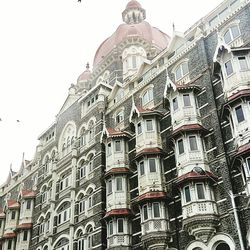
[0,0,223,185]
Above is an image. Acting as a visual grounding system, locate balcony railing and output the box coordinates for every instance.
[141,219,168,235]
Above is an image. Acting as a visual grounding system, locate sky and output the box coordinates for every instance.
[0,0,223,185]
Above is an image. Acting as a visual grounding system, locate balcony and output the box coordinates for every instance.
[172,106,201,131]
[141,219,168,235]
[224,70,250,98]
[108,234,131,248]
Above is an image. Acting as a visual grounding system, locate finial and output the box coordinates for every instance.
[172,22,175,32]
[86,62,90,70]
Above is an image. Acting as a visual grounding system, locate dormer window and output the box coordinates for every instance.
[142,88,153,106]
[175,61,189,81]
[235,105,245,123]
[223,25,240,44]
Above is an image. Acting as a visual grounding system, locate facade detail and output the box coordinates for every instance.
[1,0,250,249]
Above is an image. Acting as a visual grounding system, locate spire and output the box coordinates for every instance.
[122,0,146,24]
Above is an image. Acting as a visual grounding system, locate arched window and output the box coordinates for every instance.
[54,238,69,250]
[57,202,71,225]
[38,216,45,235]
[44,155,50,173]
[41,186,47,203]
[223,25,240,44]
[76,230,84,250]
[86,188,94,209]
[141,88,153,106]
[175,61,189,81]
[88,154,94,173]
[45,213,50,233]
[79,160,86,179]
[88,121,95,142]
[80,127,87,146]
[86,226,94,249]
[215,242,230,250]
[78,193,85,215]
[60,122,76,156]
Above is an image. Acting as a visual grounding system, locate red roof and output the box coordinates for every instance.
[236,142,250,156]
[104,208,133,219]
[105,167,131,177]
[126,0,142,9]
[138,191,167,202]
[136,106,164,117]
[3,232,16,239]
[21,190,36,198]
[16,223,33,230]
[6,200,20,209]
[227,89,250,102]
[106,128,132,138]
[176,171,217,185]
[135,147,163,159]
[172,124,207,138]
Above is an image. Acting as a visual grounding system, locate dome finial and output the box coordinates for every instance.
[122,0,146,24]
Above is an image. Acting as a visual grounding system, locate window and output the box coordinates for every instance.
[59,176,69,191]
[143,205,148,220]
[109,221,113,235]
[87,227,93,249]
[80,165,86,178]
[139,161,145,176]
[77,238,84,250]
[196,184,205,199]
[116,177,123,191]
[26,200,31,209]
[225,60,234,76]
[149,159,156,172]
[117,219,124,233]
[247,158,250,169]
[7,240,12,250]
[189,136,198,151]
[215,242,230,250]
[224,25,240,44]
[178,139,184,154]
[152,203,160,218]
[79,200,85,214]
[146,120,153,131]
[57,203,71,225]
[183,94,191,106]
[88,154,94,172]
[142,88,153,106]
[235,105,245,123]
[132,55,137,69]
[107,179,112,194]
[115,140,121,152]
[116,111,124,124]
[175,61,189,81]
[23,230,28,241]
[173,97,178,111]
[107,142,112,155]
[238,56,248,70]
[184,186,191,203]
[11,211,16,220]
[137,122,142,134]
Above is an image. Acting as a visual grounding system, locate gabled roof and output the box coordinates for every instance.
[108,80,123,101]
[166,31,186,53]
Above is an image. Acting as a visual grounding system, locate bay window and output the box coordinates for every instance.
[238,56,248,70]
[235,105,245,123]
[139,161,145,176]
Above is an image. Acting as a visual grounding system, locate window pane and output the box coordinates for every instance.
[153,203,160,218]
[196,184,205,199]
[116,178,123,191]
[173,98,178,111]
[224,30,232,43]
[143,205,148,220]
[235,105,245,123]
[176,65,182,80]
[117,219,124,233]
[149,159,156,172]
[137,122,142,134]
[146,120,153,131]
[107,180,112,194]
[225,60,233,76]
[140,161,145,175]
[109,221,113,235]
[178,139,184,154]
[189,136,198,151]
[231,25,240,39]
[182,62,189,75]
[107,143,112,155]
[247,158,250,169]
[23,231,28,241]
[238,57,248,70]
[115,141,121,152]
[185,186,191,202]
[183,94,191,106]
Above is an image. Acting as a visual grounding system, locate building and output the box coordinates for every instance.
[0,0,250,249]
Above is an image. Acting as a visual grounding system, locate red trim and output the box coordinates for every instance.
[176,171,217,185]
[105,167,131,177]
[21,190,36,198]
[172,124,208,138]
[135,147,163,159]
[3,232,16,239]
[236,142,250,156]
[228,89,250,102]
[104,208,133,219]
[136,106,164,117]
[6,200,20,209]
[106,128,132,138]
[137,191,167,202]
[16,223,33,230]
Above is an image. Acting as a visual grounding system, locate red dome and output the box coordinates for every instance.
[93,21,170,67]
[77,68,91,82]
[126,0,142,9]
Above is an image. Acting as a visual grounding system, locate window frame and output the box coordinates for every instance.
[177,139,185,155]
[139,161,145,176]
[152,202,161,218]
[196,183,205,200]
[148,158,157,173]
[146,119,154,132]
[189,135,198,151]
[235,105,245,123]
[184,185,191,203]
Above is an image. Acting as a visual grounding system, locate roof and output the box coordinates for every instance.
[172,124,208,138]
[16,223,33,230]
[6,200,20,209]
[106,128,133,138]
[135,147,163,159]
[105,167,131,177]
[138,191,167,202]
[3,232,16,239]
[104,208,133,219]
[176,170,217,185]
[235,142,250,157]
[20,190,36,199]
[126,0,142,9]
